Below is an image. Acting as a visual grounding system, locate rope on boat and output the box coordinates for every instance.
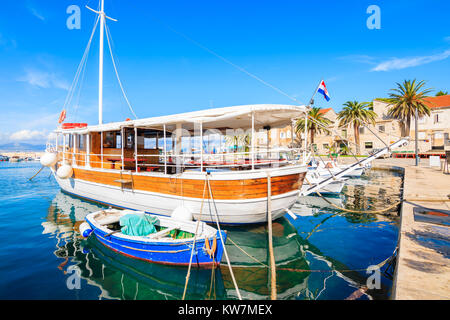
[28,166,44,181]
[227,238,269,268]
[182,179,208,300]
[206,173,242,300]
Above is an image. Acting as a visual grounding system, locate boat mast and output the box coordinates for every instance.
[98,0,105,125]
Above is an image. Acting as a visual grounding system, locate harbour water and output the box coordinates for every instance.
[0,162,402,300]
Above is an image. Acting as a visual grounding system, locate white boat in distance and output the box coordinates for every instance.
[302,167,348,195]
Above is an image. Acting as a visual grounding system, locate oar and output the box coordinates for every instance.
[29,166,44,181]
[105,230,121,237]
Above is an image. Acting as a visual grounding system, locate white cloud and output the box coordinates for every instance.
[27,5,45,21]
[18,69,69,90]
[371,50,450,72]
[9,129,48,142]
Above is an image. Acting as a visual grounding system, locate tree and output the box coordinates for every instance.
[436,90,448,96]
[337,101,376,155]
[295,107,332,145]
[386,79,432,137]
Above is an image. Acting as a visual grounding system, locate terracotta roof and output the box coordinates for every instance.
[318,107,333,115]
[423,95,450,109]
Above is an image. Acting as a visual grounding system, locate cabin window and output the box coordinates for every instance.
[104,132,116,148]
[116,134,122,149]
[144,138,156,149]
[78,135,86,151]
[126,131,134,149]
[68,134,73,148]
[365,142,373,149]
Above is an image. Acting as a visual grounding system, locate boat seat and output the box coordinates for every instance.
[146,226,179,239]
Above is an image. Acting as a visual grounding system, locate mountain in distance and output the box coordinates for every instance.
[0,142,46,152]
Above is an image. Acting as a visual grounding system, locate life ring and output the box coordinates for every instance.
[58,110,66,124]
[61,123,88,130]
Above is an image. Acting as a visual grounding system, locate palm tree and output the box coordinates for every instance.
[295,107,332,145]
[436,90,448,96]
[337,101,377,155]
[386,79,432,137]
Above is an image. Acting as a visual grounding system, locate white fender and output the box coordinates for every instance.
[40,152,57,167]
[171,206,193,221]
[56,163,73,179]
[79,222,93,238]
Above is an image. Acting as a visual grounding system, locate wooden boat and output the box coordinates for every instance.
[81,208,226,267]
[41,1,309,224]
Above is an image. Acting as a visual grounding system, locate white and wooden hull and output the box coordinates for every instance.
[52,165,307,225]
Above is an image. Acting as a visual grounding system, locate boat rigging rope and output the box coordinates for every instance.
[62,15,100,120]
[206,174,242,300]
[104,20,138,119]
[182,179,207,300]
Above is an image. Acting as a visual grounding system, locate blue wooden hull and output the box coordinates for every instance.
[87,221,226,267]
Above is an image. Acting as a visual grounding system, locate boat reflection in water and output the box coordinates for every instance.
[43,191,377,300]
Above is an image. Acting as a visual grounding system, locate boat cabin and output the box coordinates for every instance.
[54,104,307,175]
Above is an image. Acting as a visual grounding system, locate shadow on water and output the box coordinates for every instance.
[42,167,402,300]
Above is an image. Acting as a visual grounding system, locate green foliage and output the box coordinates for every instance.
[387,79,432,136]
[337,101,376,155]
[295,107,332,144]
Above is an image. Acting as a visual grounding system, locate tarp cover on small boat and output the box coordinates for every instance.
[119,213,159,236]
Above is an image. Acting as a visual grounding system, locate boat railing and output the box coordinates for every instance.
[56,147,308,173]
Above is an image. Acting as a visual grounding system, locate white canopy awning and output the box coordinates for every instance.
[56,104,307,133]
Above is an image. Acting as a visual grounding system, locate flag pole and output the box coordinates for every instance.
[303,79,323,160]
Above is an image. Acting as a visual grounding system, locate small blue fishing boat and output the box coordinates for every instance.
[80,209,226,267]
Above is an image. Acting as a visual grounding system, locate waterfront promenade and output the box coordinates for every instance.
[353,158,450,299]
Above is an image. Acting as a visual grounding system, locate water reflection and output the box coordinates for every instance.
[41,167,401,300]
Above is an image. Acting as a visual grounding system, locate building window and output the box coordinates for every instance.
[280,132,285,139]
[434,114,439,124]
[312,144,317,152]
[434,132,444,139]
[418,132,426,139]
[365,142,373,149]
[359,127,365,134]
[323,143,329,150]
[342,129,347,138]
[418,116,426,124]
[378,125,385,133]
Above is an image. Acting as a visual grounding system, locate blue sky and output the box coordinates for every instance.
[0,0,449,144]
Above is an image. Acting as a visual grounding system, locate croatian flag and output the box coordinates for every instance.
[317,80,330,101]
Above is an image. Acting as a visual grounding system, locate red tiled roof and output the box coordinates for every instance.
[424,95,450,109]
[318,107,333,115]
